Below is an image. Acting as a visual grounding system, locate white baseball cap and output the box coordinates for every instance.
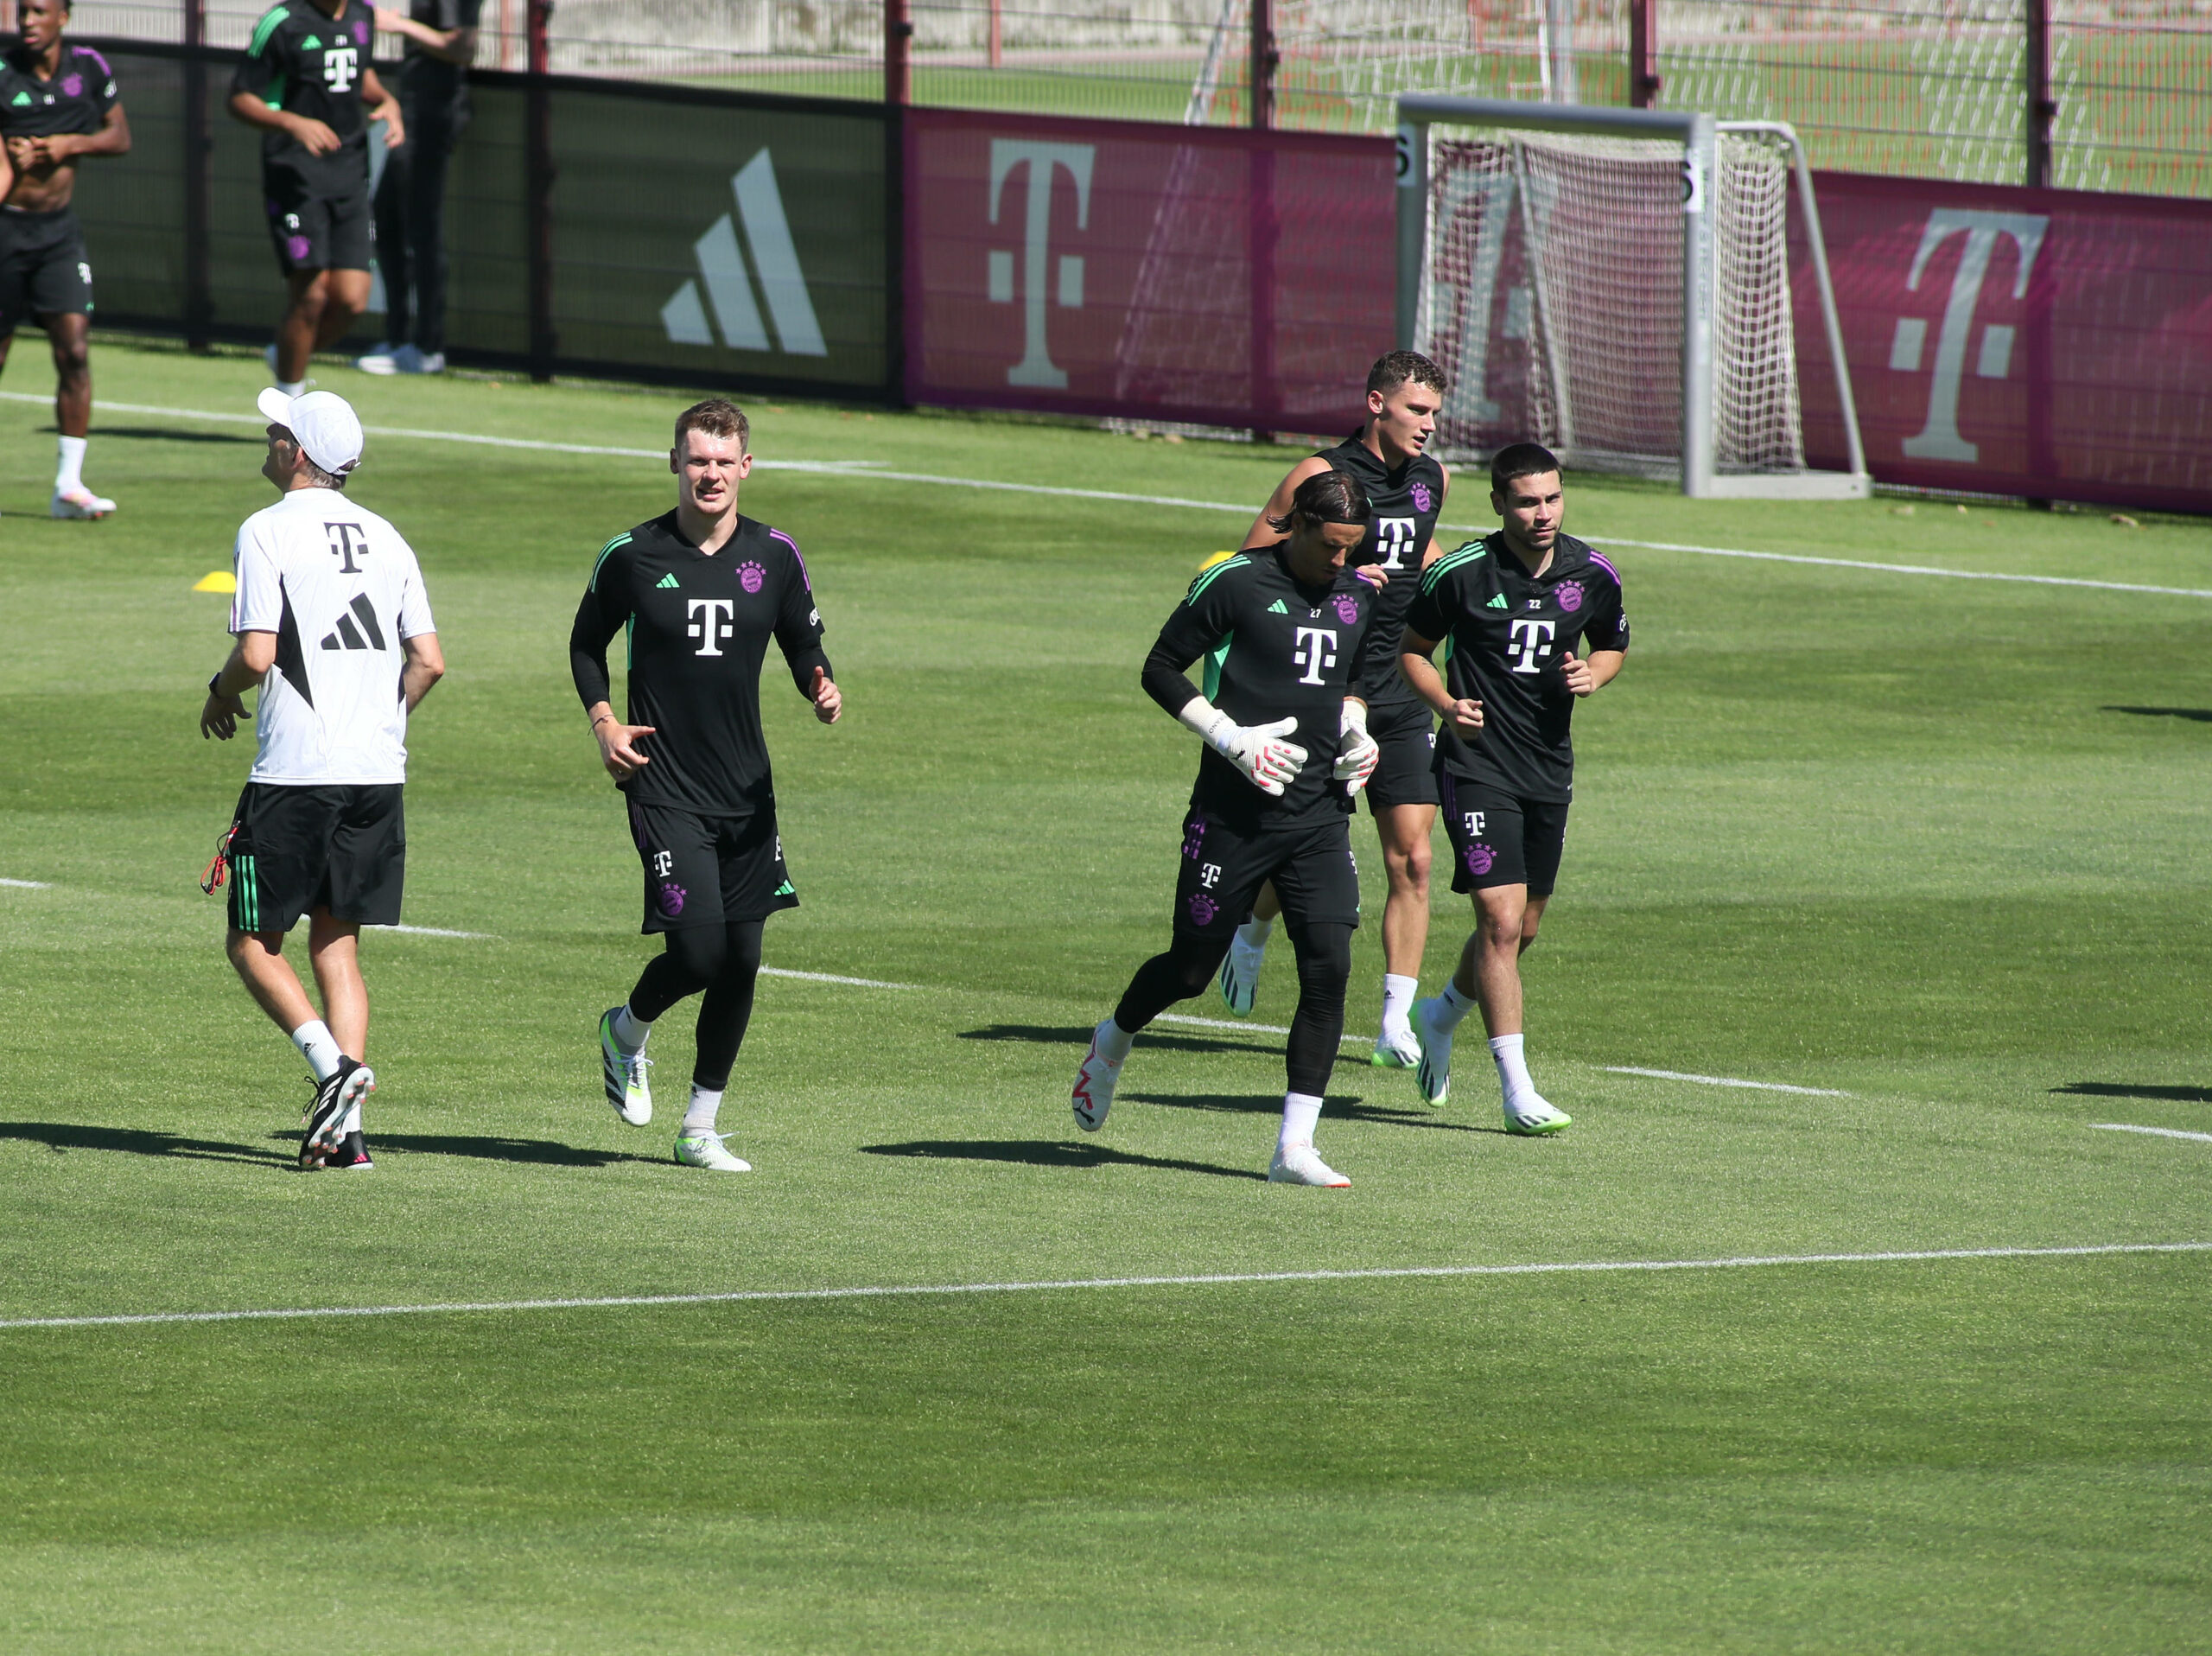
[256,386,365,475]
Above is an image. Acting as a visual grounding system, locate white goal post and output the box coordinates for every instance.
[1394,95,1869,500]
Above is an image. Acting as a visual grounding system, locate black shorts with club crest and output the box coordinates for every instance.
[626,796,798,933]
[1173,804,1361,941]
[0,206,92,333]
[264,167,373,276]
[1438,772,1570,898]
[1361,697,1440,812]
[224,782,406,933]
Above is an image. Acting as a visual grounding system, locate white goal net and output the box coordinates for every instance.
[1401,100,1866,495]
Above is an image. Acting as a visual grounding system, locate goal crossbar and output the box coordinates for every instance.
[1395,95,1869,500]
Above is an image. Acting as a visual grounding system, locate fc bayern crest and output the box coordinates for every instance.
[1333,593,1361,626]
[1410,482,1433,513]
[1556,581,1585,613]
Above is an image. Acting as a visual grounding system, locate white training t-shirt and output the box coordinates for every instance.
[230,487,436,786]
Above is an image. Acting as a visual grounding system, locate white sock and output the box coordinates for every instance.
[1490,1033,1535,1101]
[611,1003,651,1050]
[1380,972,1418,1032]
[1235,916,1273,951]
[55,436,85,494]
[290,1018,343,1083]
[1096,1017,1135,1063]
[682,1085,722,1136]
[1278,1091,1324,1153]
[276,378,305,398]
[1433,980,1476,1033]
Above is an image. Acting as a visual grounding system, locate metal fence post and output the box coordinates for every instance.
[1249,0,1277,435]
[182,0,211,348]
[1249,0,1274,130]
[1629,0,1661,110]
[887,0,912,107]
[2025,0,2055,188]
[525,0,555,380]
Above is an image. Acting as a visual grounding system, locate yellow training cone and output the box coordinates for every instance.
[193,570,236,594]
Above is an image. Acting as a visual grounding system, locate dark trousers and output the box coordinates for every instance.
[372,109,460,353]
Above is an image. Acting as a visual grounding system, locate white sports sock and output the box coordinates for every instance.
[290,1018,343,1082]
[682,1085,722,1136]
[1278,1091,1324,1152]
[54,436,85,494]
[1380,973,1418,1032]
[612,1003,651,1050]
[1096,1018,1135,1063]
[276,378,305,398]
[1490,1033,1535,1101]
[1433,980,1476,1033]
[1235,916,1273,950]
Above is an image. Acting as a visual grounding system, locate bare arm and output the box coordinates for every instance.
[360,67,404,148]
[200,632,276,741]
[23,102,130,167]
[1558,649,1624,697]
[374,7,478,61]
[1240,455,1332,550]
[1398,626,1484,739]
[229,88,346,156]
[400,631,444,713]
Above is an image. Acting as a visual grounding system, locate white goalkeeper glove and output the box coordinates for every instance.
[1177,698,1307,797]
[1333,701,1380,795]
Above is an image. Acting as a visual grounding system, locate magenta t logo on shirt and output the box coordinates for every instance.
[739,561,766,594]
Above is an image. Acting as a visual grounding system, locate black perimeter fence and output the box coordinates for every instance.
[83,40,896,397]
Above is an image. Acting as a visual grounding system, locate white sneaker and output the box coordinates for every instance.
[354,343,400,375]
[1370,1022,1421,1070]
[598,1007,652,1126]
[398,346,444,374]
[1071,1018,1122,1133]
[50,486,114,519]
[1411,997,1453,1106]
[1217,933,1265,1016]
[1268,1143,1350,1187]
[673,1131,752,1171]
[1504,1094,1573,1136]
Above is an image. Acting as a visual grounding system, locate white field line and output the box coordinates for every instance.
[383,924,494,939]
[2094,1123,2212,1144]
[760,966,916,990]
[1606,1066,1851,1098]
[64,392,2201,601]
[3,1241,2203,1334]
[0,877,53,889]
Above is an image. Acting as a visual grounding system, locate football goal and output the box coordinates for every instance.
[1395,95,1869,499]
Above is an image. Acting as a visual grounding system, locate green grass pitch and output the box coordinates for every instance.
[0,338,2207,1652]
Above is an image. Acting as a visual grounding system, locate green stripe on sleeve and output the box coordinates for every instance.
[247,5,289,56]
[1183,554,1249,606]
[1201,634,1232,700]
[1418,543,1487,596]
[589,532,632,591]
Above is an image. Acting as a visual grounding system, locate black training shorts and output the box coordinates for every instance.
[626,796,798,933]
[0,207,91,334]
[1438,772,1570,898]
[264,168,373,276]
[1361,697,1440,812]
[225,782,406,934]
[1173,804,1361,942]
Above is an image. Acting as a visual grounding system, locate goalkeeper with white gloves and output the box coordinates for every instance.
[1071,471,1382,1187]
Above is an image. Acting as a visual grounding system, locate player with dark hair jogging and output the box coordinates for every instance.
[1072,470,1382,1187]
[200,387,444,1170]
[571,399,842,1174]
[0,0,128,518]
[1397,443,1627,1133]
[229,0,403,397]
[1215,350,1450,1070]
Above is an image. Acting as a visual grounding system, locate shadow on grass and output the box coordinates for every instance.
[2052,1081,2212,1105]
[94,425,264,446]
[1122,1092,1501,1134]
[1,1123,288,1168]
[959,1023,1273,1059]
[861,1137,1265,1182]
[2103,705,2212,723]
[269,1131,666,1169]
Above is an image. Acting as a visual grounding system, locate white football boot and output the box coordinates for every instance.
[598,1007,652,1126]
[1268,1143,1351,1187]
[1071,1019,1123,1133]
[50,486,114,519]
[1411,996,1453,1106]
[1216,933,1266,1017]
[1504,1094,1573,1136]
[673,1131,752,1172]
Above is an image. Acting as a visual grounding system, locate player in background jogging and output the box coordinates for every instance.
[1397,443,1627,1134]
[1072,470,1382,1188]
[1215,352,1451,1070]
[200,388,444,1170]
[570,399,842,1175]
[0,0,128,518]
[229,0,403,396]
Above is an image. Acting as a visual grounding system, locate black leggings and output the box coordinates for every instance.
[627,920,764,1092]
[1113,922,1353,1098]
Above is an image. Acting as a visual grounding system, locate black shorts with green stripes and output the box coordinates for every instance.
[225,782,406,934]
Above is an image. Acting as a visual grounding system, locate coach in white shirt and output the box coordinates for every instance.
[200,388,444,1171]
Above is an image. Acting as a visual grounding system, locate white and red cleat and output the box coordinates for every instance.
[1071,1019,1123,1133]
